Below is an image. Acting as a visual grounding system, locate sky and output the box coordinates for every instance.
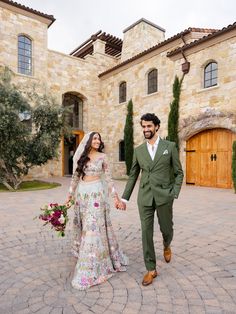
[16,0,236,54]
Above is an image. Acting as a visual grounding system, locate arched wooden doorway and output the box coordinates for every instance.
[62,93,84,176]
[186,128,236,188]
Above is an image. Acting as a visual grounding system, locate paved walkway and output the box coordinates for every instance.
[0,178,236,314]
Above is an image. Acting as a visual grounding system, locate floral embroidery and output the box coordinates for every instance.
[69,160,129,291]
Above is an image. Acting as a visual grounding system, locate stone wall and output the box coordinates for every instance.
[99,34,236,177]
[0,5,48,81]
[0,3,118,179]
[1,2,236,181]
[121,19,165,62]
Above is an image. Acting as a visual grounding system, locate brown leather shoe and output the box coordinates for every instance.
[142,270,158,286]
[164,247,171,263]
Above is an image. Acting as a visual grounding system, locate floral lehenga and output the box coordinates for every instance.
[68,154,128,290]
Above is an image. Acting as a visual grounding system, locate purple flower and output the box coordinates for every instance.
[52,210,61,218]
[50,216,61,226]
[94,202,99,208]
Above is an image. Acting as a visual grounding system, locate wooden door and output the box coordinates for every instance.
[186,129,236,188]
[61,130,84,176]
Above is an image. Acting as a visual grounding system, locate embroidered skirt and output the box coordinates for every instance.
[71,179,128,290]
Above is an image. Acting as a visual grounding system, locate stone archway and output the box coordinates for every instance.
[186,128,236,188]
[179,109,236,188]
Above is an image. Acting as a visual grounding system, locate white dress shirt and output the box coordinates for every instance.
[147,136,160,160]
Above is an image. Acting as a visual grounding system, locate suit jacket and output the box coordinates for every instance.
[122,139,184,207]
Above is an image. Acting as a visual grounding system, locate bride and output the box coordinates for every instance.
[67,131,128,290]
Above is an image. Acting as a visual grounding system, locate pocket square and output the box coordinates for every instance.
[163,149,168,155]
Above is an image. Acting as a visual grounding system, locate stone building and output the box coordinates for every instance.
[0,0,236,188]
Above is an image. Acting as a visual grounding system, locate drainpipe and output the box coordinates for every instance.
[181,35,190,74]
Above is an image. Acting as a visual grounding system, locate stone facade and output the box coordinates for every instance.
[0,1,236,184]
[121,18,165,62]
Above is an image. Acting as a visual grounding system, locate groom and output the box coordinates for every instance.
[119,113,183,286]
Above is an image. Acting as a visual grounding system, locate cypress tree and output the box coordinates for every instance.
[167,75,183,150]
[232,140,236,193]
[124,99,134,175]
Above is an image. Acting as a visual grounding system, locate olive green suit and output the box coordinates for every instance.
[122,139,183,270]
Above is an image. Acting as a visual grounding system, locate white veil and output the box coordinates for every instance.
[73,131,93,173]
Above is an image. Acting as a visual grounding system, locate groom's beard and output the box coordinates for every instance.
[143,130,156,139]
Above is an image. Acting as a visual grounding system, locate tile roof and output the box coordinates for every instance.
[0,0,55,27]
[167,22,236,57]
[98,27,217,77]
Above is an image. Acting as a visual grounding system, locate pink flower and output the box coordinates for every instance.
[81,277,87,285]
[94,202,99,208]
[37,200,74,237]
[59,216,65,224]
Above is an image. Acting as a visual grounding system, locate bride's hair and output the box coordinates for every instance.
[76,132,104,179]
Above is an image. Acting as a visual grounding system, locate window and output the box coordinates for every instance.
[119,140,125,161]
[204,62,217,88]
[19,110,32,131]
[63,93,83,129]
[18,35,32,76]
[148,69,157,94]
[119,82,126,103]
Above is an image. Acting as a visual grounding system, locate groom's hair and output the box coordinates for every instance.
[140,113,161,126]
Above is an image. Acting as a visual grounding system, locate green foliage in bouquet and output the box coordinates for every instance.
[38,200,74,237]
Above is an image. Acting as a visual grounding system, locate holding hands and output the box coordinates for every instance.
[114,195,126,210]
[66,193,126,210]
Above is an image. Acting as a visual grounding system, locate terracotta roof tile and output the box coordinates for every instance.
[0,0,55,27]
[167,22,236,57]
[98,27,202,77]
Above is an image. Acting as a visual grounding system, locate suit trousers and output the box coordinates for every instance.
[138,198,174,271]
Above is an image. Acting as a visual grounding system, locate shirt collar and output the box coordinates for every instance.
[147,136,160,147]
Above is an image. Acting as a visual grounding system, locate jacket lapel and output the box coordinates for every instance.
[140,142,153,165]
[150,139,168,169]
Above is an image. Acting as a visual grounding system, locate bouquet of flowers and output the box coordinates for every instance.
[37,200,74,237]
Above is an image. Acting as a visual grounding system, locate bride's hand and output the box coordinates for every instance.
[65,195,73,204]
[113,195,120,209]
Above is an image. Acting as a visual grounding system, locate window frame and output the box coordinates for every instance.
[147,68,158,94]
[63,93,83,130]
[119,140,125,162]
[204,62,218,88]
[119,81,127,103]
[18,34,33,76]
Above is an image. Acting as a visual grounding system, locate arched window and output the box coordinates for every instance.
[147,69,158,94]
[204,62,217,88]
[119,140,125,161]
[119,82,126,103]
[18,35,32,76]
[63,93,83,129]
